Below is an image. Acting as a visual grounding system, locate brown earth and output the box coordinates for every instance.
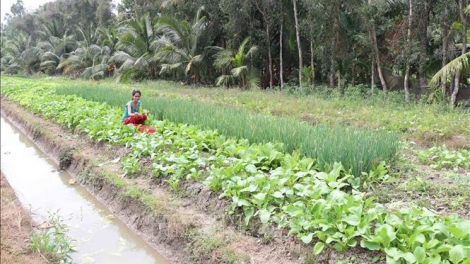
[1,172,48,264]
[1,97,390,263]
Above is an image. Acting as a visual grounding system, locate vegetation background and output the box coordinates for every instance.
[1,0,469,107]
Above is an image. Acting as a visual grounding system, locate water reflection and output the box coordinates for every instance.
[0,116,169,264]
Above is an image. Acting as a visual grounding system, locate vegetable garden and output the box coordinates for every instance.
[1,76,469,264]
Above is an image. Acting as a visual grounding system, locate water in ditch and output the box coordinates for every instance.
[0,116,170,264]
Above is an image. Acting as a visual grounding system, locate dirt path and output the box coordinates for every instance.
[0,172,48,264]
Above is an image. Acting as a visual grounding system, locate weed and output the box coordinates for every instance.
[58,147,74,171]
[417,145,470,170]
[446,196,468,210]
[30,211,76,263]
[400,177,432,193]
[220,248,250,263]
[188,230,227,262]
[167,178,180,192]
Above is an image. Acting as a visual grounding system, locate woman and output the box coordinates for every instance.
[122,89,149,125]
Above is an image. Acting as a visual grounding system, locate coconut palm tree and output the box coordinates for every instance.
[429,52,470,87]
[36,20,77,75]
[212,37,259,89]
[110,14,159,82]
[56,23,113,79]
[92,27,120,78]
[57,44,111,78]
[96,27,119,54]
[1,32,42,75]
[152,6,208,83]
[429,5,469,106]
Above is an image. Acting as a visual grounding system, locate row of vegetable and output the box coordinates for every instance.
[1,78,469,264]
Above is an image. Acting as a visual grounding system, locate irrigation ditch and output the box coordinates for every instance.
[1,98,344,263]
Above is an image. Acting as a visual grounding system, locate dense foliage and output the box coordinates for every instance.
[1,0,469,106]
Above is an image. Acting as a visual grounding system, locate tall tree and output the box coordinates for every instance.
[451,0,468,106]
[416,0,432,94]
[117,0,161,20]
[440,3,450,95]
[279,0,284,89]
[36,20,77,75]
[368,0,388,94]
[152,6,208,83]
[404,0,413,103]
[254,0,278,89]
[292,0,303,90]
[111,14,159,81]
[1,32,41,74]
[10,0,25,18]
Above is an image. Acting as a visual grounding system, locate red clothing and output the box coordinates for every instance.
[122,114,147,125]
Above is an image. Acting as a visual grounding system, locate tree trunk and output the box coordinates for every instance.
[404,0,413,103]
[441,4,449,95]
[292,0,302,91]
[418,1,430,95]
[351,65,356,86]
[267,26,273,89]
[329,35,336,88]
[451,71,461,106]
[372,25,388,94]
[369,0,387,94]
[254,1,273,89]
[310,41,315,87]
[329,57,335,87]
[280,9,284,89]
[459,0,467,55]
[452,0,468,107]
[371,55,375,91]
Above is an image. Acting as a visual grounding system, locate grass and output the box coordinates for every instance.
[182,84,468,145]
[29,211,76,263]
[1,173,49,264]
[371,168,470,219]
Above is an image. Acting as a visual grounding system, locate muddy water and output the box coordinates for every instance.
[0,116,169,264]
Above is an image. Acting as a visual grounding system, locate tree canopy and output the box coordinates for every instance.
[1,0,469,105]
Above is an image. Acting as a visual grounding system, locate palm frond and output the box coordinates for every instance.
[231,65,248,77]
[430,52,470,86]
[213,49,234,70]
[110,51,134,64]
[248,76,261,90]
[215,74,235,87]
[159,62,183,74]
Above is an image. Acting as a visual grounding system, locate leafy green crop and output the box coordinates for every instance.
[55,83,400,177]
[418,146,470,171]
[2,77,469,264]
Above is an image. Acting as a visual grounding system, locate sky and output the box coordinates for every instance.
[1,0,52,22]
[1,0,120,23]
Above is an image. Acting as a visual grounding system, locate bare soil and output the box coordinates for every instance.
[1,172,48,264]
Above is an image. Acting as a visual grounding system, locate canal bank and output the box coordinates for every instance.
[1,97,301,264]
[1,115,169,263]
[1,172,48,264]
